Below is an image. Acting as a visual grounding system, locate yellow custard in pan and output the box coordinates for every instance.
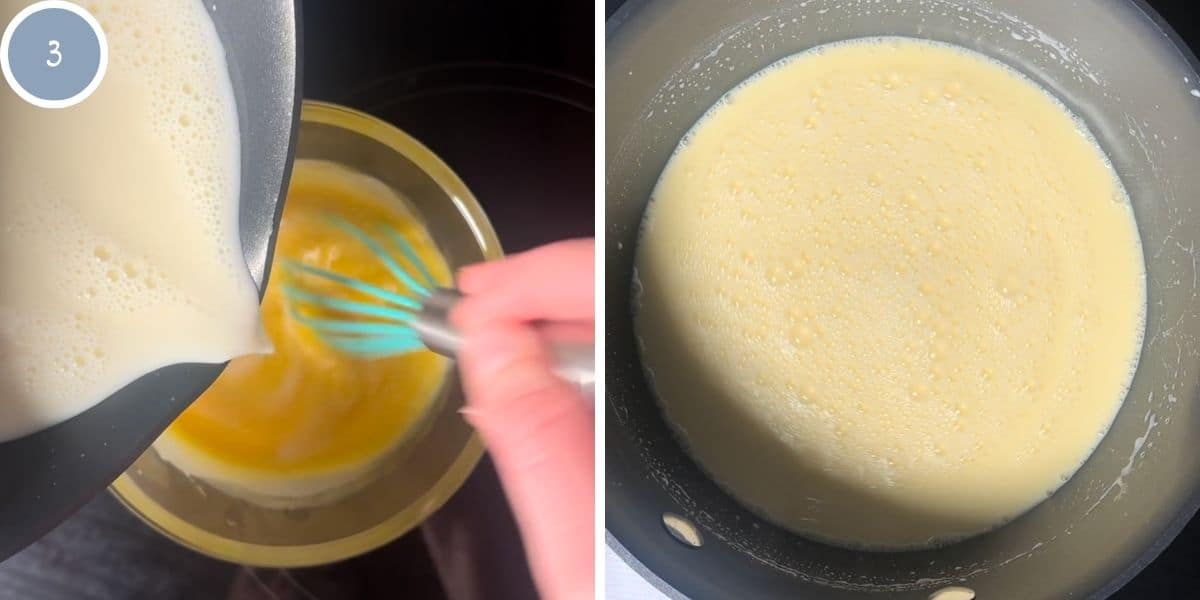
[636,38,1146,549]
[155,160,451,506]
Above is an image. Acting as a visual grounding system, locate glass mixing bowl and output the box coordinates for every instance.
[109,100,501,567]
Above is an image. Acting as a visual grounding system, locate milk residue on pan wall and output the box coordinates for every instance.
[0,0,268,442]
[610,0,1200,592]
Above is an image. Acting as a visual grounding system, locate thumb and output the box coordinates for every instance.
[457,323,595,600]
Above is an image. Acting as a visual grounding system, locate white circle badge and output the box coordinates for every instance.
[1,0,108,109]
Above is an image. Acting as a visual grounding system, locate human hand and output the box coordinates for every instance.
[451,239,595,600]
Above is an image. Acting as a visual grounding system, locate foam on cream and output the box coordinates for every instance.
[0,0,267,441]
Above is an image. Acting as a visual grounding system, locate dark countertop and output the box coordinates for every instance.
[0,1,593,599]
[603,0,1200,599]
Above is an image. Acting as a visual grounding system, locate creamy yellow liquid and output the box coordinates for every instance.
[155,160,451,507]
[636,38,1145,549]
[0,1,266,441]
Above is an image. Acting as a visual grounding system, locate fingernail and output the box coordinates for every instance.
[457,406,488,427]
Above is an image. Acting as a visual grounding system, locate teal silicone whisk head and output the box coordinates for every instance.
[281,215,595,398]
[280,216,445,359]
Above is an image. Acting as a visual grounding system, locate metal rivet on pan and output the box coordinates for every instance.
[662,512,703,547]
[929,586,976,600]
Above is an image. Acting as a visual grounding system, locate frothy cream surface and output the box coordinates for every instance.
[636,38,1146,549]
[0,0,267,441]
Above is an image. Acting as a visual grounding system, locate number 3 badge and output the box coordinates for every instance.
[2,0,107,109]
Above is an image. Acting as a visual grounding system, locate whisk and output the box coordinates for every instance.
[280,217,594,401]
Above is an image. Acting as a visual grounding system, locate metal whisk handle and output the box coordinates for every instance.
[414,288,595,404]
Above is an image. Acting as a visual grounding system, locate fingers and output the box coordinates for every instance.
[453,238,595,328]
[453,239,596,599]
[457,323,595,600]
[457,322,592,463]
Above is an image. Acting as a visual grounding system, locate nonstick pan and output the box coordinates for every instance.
[606,1,1200,598]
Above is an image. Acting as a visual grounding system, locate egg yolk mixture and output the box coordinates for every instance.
[155,160,451,505]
